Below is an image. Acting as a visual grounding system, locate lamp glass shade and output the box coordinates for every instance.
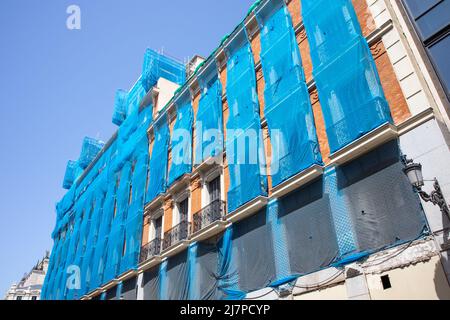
[403,163,424,187]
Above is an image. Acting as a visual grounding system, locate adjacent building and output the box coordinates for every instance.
[5,252,50,300]
[42,0,450,300]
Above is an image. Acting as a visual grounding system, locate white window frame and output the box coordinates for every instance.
[148,208,164,242]
[172,189,191,227]
[201,167,224,208]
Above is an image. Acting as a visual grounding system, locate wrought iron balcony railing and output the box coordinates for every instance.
[162,220,188,250]
[139,237,161,263]
[191,200,226,234]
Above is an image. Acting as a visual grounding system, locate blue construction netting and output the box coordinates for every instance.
[225,28,268,213]
[168,94,194,186]
[256,1,322,188]
[43,47,168,298]
[146,115,170,204]
[194,63,224,165]
[121,139,149,274]
[301,0,392,153]
[142,49,186,92]
[44,0,426,301]
[78,137,105,170]
[62,160,81,189]
[113,89,128,126]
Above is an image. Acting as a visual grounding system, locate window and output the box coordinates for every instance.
[178,198,189,223]
[208,176,221,203]
[31,296,37,300]
[403,0,442,19]
[16,296,22,300]
[402,0,450,99]
[381,274,392,290]
[428,34,450,97]
[153,216,162,240]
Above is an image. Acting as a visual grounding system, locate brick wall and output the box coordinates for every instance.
[372,39,411,124]
[190,176,202,219]
[141,216,150,246]
[163,198,173,233]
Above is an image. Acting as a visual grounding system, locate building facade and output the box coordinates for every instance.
[42,0,450,300]
[5,252,49,300]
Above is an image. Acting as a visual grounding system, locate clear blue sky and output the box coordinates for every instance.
[0,0,255,297]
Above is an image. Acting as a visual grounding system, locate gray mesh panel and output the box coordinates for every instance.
[232,209,276,292]
[142,266,160,300]
[279,178,340,274]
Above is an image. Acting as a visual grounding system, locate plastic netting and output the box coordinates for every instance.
[194,64,224,165]
[44,0,425,301]
[113,89,128,126]
[168,94,194,186]
[62,160,82,190]
[146,115,170,203]
[142,49,186,93]
[301,0,392,153]
[78,137,105,170]
[43,49,158,297]
[256,2,322,188]
[225,28,268,213]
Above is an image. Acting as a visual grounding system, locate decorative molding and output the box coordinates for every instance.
[297,28,307,42]
[310,88,319,105]
[370,39,385,59]
[165,198,174,209]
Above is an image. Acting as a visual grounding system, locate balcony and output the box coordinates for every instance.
[328,122,398,166]
[160,220,189,259]
[138,238,162,270]
[226,195,269,223]
[271,164,324,199]
[190,200,228,242]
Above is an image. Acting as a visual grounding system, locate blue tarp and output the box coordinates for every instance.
[302,0,392,153]
[62,160,81,189]
[256,1,322,187]
[44,0,427,301]
[146,115,170,203]
[194,64,224,165]
[142,49,186,92]
[168,95,194,186]
[78,137,105,170]
[225,29,267,213]
[113,89,128,126]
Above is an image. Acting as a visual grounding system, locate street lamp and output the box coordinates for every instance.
[402,155,450,219]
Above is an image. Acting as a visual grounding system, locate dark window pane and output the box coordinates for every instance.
[428,34,450,96]
[155,216,162,239]
[179,198,189,221]
[403,0,442,18]
[232,209,276,292]
[415,1,450,41]
[208,177,221,202]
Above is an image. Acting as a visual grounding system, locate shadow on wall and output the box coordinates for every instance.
[434,255,450,300]
[434,210,450,300]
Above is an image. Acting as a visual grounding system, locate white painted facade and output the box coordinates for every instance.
[4,252,50,301]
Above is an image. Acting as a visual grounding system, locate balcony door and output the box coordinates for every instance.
[208,176,221,203]
[154,216,162,240]
[179,198,189,223]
